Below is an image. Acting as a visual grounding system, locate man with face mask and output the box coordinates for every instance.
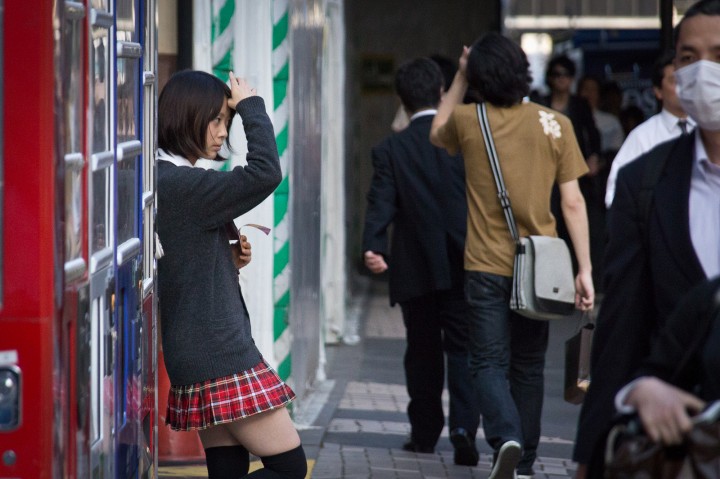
[573,1,720,477]
[604,51,695,208]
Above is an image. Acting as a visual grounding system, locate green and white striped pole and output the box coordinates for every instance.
[272,0,292,383]
[211,0,234,80]
[211,0,234,172]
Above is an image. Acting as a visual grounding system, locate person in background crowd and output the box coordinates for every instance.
[605,51,695,208]
[431,33,594,479]
[157,70,306,479]
[618,105,646,137]
[599,80,623,120]
[363,57,481,466]
[574,1,720,476]
[540,55,602,174]
[577,74,624,289]
[540,55,605,292]
[577,75,624,161]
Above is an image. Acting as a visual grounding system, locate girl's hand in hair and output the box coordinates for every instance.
[228,71,256,110]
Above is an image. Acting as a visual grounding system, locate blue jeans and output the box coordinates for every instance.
[465,271,549,471]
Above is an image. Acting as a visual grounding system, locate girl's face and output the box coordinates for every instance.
[204,98,231,160]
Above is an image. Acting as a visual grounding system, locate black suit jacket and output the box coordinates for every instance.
[636,276,720,401]
[362,115,466,306]
[574,133,708,465]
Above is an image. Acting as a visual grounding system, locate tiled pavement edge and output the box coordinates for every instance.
[298,279,584,478]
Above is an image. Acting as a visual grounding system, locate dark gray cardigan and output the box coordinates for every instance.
[157,96,281,386]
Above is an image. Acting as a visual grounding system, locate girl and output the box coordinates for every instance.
[156,70,306,479]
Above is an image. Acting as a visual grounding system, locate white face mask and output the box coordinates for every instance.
[675,60,720,132]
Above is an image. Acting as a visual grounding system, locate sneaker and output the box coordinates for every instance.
[488,440,522,479]
[517,475,533,479]
[449,428,479,466]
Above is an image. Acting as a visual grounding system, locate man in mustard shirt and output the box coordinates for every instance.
[430,33,594,479]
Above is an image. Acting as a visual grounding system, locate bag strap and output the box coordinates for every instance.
[476,102,522,247]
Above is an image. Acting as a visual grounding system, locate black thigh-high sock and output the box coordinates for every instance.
[245,445,307,479]
[205,445,250,479]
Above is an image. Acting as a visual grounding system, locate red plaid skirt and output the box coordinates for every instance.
[166,360,296,431]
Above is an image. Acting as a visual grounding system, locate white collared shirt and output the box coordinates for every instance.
[605,109,696,207]
[689,132,720,278]
[157,148,194,167]
[409,109,437,121]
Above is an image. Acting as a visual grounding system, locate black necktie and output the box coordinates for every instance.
[678,119,689,136]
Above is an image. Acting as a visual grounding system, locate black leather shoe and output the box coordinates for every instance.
[450,428,479,466]
[402,439,434,454]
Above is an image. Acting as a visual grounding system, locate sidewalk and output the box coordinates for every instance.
[159,279,585,478]
[299,280,582,479]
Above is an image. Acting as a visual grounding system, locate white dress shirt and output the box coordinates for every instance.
[605,109,695,208]
[689,132,720,278]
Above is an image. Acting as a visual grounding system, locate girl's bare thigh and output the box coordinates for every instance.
[198,407,301,457]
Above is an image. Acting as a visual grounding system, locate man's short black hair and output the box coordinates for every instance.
[466,33,531,107]
[651,51,676,89]
[395,57,443,113]
[674,0,720,46]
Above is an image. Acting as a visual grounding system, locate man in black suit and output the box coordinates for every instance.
[574,1,720,476]
[362,57,480,466]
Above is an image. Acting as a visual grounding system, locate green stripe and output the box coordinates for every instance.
[213,48,233,80]
[273,77,288,110]
[273,188,290,218]
[275,124,288,157]
[273,243,289,276]
[277,353,291,382]
[275,290,290,309]
[275,62,290,83]
[273,304,288,340]
[275,175,290,196]
[217,0,235,33]
[272,12,288,49]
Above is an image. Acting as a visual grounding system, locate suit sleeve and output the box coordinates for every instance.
[573,163,657,463]
[361,144,397,257]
